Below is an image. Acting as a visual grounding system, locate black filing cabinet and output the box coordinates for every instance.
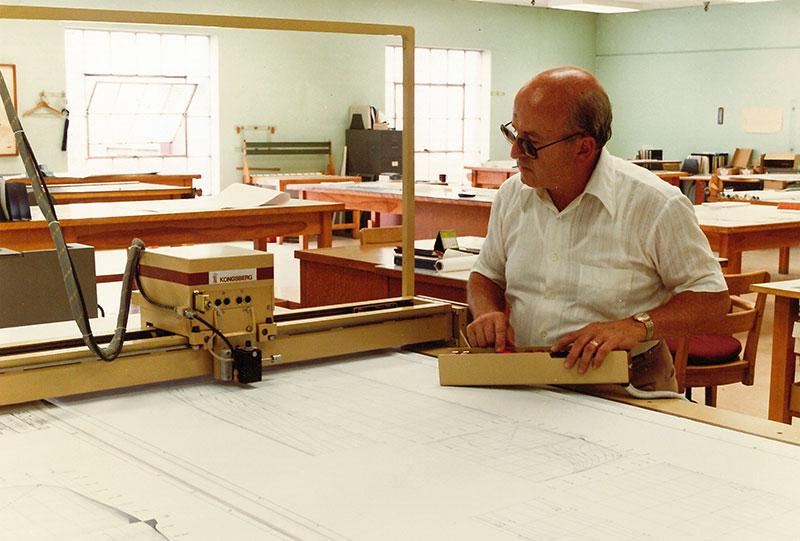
[345,129,402,180]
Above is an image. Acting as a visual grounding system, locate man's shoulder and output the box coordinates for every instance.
[495,172,524,199]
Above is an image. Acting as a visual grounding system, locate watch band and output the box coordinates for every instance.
[633,312,654,341]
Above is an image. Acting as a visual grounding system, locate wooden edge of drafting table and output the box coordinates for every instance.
[417,345,800,446]
[0,4,417,297]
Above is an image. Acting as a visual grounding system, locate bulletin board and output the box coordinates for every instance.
[0,64,17,156]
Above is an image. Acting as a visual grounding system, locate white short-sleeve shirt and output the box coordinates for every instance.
[471,148,727,346]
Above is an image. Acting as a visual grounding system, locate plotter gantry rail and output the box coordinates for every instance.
[0,244,469,406]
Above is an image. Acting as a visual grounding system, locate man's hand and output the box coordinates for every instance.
[466,311,516,352]
[551,318,646,374]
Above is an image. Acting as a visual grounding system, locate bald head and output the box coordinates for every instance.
[515,67,612,149]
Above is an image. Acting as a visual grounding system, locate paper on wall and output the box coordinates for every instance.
[742,107,783,134]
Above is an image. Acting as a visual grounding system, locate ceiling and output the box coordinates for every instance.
[468,0,775,13]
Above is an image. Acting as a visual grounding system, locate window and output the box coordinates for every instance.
[65,30,216,194]
[385,46,490,185]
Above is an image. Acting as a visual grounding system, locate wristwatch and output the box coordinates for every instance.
[632,312,654,341]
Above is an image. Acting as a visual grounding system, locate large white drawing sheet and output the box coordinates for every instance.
[3,349,800,539]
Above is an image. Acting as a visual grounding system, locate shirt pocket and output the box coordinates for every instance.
[577,264,633,319]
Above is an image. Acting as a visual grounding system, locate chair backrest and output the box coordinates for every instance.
[360,226,403,245]
[672,270,770,392]
[681,157,699,175]
[723,270,770,297]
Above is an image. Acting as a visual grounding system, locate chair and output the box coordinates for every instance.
[667,270,770,406]
[359,226,403,245]
[680,157,699,175]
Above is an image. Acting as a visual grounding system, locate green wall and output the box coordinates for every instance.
[596,0,800,163]
[0,0,596,189]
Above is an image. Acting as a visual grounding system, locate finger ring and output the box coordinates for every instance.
[589,339,600,349]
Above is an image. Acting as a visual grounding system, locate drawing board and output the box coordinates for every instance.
[2,349,800,539]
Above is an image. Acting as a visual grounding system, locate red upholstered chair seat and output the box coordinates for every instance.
[667,335,742,366]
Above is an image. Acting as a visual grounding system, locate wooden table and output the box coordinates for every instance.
[631,159,682,171]
[10,173,199,188]
[653,170,699,202]
[0,198,344,253]
[751,279,800,423]
[695,203,800,274]
[248,173,361,192]
[249,174,362,240]
[295,182,495,239]
[22,181,198,204]
[296,242,469,307]
[465,165,516,188]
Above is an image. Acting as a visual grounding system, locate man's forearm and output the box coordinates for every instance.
[647,290,730,340]
[467,272,506,317]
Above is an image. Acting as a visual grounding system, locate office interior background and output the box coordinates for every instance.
[0,0,798,194]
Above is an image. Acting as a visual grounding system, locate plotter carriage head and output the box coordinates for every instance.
[133,244,277,383]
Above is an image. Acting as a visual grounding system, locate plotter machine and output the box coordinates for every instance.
[0,243,473,405]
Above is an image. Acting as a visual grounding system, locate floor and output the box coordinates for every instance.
[96,237,800,425]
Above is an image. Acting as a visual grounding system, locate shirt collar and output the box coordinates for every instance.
[519,148,616,217]
[581,148,616,218]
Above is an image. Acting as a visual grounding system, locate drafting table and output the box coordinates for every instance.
[0,198,344,253]
[1,340,800,539]
[630,159,682,170]
[295,182,495,239]
[751,279,800,424]
[695,202,800,274]
[19,181,198,204]
[296,241,471,307]
[8,172,199,188]
[465,165,517,189]
[249,174,363,243]
[248,173,362,192]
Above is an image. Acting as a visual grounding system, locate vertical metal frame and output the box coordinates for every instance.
[0,63,18,156]
[0,5,417,296]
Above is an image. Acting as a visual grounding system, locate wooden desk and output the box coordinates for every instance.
[11,173,199,188]
[296,242,469,307]
[0,198,344,253]
[465,165,517,189]
[23,181,198,204]
[631,159,682,171]
[653,170,700,203]
[249,174,362,241]
[248,173,361,192]
[296,182,495,239]
[695,203,800,274]
[751,279,800,424]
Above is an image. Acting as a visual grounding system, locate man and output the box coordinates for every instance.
[467,66,729,391]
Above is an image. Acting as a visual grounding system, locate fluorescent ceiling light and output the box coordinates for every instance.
[550,2,639,11]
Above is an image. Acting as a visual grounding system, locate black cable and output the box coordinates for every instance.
[134,264,176,312]
[185,310,235,352]
[0,69,143,362]
[134,264,235,352]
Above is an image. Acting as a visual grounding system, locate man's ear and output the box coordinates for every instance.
[575,135,597,163]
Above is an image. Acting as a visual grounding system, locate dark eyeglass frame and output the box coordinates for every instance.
[501,122,584,159]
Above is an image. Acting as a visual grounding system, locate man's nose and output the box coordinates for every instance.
[509,138,524,160]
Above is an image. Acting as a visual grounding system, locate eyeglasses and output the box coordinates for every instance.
[501,122,583,159]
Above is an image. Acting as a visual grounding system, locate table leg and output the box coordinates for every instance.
[353,210,361,239]
[769,296,798,423]
[694,179,705,204]
[779,247,790,274]
[253,238,267,251]
[318,212,333,248]
[718,244,742,274]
